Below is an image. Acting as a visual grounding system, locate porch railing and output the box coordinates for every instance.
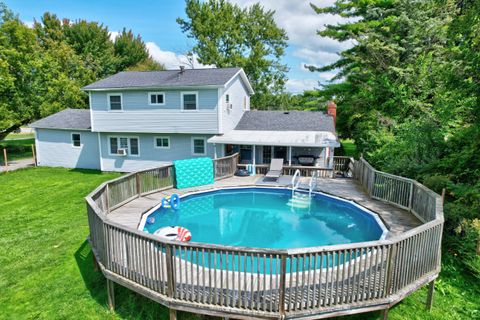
[86,155,443,319]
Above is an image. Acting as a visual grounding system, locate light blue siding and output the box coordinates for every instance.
[220,75,250,133]
[90,89,220,133]
[35,129,100,169]
[90,89,218,111]
[99,132,216,172]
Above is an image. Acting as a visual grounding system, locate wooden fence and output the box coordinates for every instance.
[85,156,443,319]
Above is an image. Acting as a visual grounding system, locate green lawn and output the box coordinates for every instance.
[1,168,478,319]
[340,139,359,158]
[0,138,35,164]
[5,132,35,140]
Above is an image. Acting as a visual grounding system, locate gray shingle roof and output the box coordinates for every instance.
[82,67,242,90]
[235,111,335,133]
[30,109,91,130]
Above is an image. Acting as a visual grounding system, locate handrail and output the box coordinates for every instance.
[291,169,301,196]
[309,170,318,197]
[85,155,444,320]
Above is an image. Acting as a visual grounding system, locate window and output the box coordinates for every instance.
[262,146,272,164]
[130,138,139,155]
[149,92,165,105]
[192,138,206,155]
[71,133,81,147]
[109,136,140,156]
[154,136,170,149]
[225,94,230,103]
[108,94,122,110]
[182,92,198,110]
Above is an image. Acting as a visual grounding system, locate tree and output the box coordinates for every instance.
[177,0,289,109]
[114,28,165,71]
[0,6,40,140]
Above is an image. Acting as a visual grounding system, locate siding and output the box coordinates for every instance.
[220,75,250,133]
[99,132,216,172]
[90,89,219,133]
[35,129,100,169]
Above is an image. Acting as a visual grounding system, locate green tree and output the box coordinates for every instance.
[177,0,289,109]
[0,6,40,139]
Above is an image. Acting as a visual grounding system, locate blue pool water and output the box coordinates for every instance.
[143,188,385,250]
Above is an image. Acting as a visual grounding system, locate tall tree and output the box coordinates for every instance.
[114,28,165,71]
[0,5,40,139]
[177,0,289,109]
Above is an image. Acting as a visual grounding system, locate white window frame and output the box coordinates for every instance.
[71,132,81,148]
[181,91,199,111]
[108,136,140,157]
[191,137,206,156]
[148,92,166,106]
[107,93,123,111]
[154,136,171,149]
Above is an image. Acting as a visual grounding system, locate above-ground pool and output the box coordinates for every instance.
[141,187,387,249]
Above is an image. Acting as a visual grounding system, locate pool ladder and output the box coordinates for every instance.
[288,170,318,209]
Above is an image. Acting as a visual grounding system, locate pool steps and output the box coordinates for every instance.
[287,192,312,209]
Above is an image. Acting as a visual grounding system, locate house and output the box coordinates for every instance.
[30,67,339,172]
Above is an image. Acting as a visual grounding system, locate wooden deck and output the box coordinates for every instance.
[107,175,421,237]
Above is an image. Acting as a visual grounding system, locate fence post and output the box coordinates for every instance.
[31,144,37,166]
[3,148,7,170]
[107,278,115,310]
[105,184,110,215]
[166,244,175,299]
[426,280,435,310]
[385,244,397,297]
[408,181,414,211]
[278,255,287,318]
[136,172,141,197]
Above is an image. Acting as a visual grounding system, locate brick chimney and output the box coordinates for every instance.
[327,101,337,128]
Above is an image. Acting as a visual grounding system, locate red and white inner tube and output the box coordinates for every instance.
[154,226,191,242]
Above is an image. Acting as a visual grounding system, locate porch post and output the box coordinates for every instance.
[252,145,256,166]
[213,143,217,159]
[288,146,292,166]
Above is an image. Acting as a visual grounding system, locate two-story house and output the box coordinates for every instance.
[31,67,339,172]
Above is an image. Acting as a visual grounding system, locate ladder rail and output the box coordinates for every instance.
[291,169,301,196]
[309,170,318,197]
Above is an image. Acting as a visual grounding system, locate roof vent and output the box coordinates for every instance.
[179,66,185,74]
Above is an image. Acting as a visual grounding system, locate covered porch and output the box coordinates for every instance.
[208,129,340,169]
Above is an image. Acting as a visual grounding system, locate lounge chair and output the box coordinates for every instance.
[264,158,284,181]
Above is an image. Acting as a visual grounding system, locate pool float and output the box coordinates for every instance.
[161,193,180,210]
[154,226,191,242]
[146,217,155,224]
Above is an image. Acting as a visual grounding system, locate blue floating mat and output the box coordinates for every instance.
[174,157,214,189]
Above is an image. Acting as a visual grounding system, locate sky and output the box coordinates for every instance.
[5,0,349,93]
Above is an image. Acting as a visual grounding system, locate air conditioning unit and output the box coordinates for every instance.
[117,148,128,156]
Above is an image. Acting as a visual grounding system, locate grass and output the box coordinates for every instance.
[1,167,479,319]
[0,138,35,164]
[5,132,35,140]
[340,139,359,158]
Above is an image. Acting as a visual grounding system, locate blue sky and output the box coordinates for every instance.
[5,0,349,93]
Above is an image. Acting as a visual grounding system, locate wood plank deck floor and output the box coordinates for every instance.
[107,175,420,237]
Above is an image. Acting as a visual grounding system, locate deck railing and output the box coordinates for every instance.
[212,152,239,180]
[86,156,443,319]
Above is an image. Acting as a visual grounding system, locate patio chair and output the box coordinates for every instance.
[264,158,284,181]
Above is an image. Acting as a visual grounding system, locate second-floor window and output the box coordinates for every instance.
[149,92,165,105]
[182,92,198,111]
[108,94,122,110]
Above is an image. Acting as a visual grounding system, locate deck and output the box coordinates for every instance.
[107,175,421,237]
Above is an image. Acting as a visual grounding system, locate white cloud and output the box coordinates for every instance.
[146,42,214,69]
[229,0,353,92]
[23,21,34,28]
[109,31,119,41]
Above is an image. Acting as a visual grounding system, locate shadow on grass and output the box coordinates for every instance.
[74,240,202,320]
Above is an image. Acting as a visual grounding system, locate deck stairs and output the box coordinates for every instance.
[288,170,318,209]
